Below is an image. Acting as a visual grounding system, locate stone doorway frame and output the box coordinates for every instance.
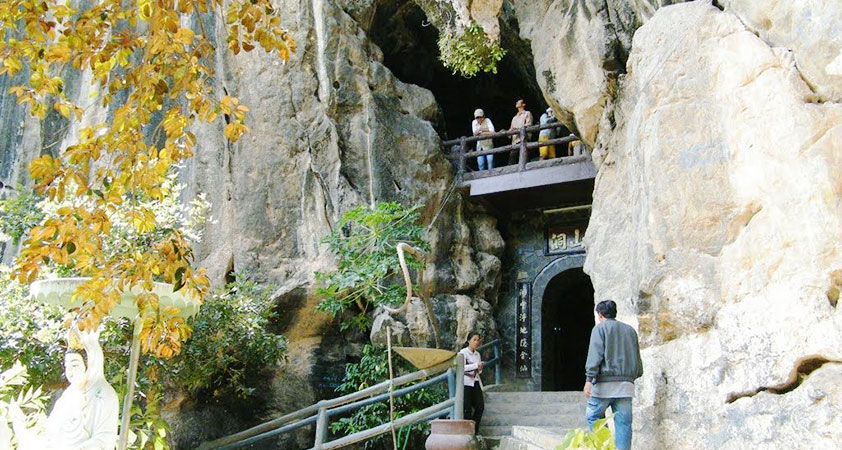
[530,253,587,391]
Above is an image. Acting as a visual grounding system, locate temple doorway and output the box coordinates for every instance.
[541,268,594,391]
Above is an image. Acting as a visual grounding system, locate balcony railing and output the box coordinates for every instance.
[442,122,580,175]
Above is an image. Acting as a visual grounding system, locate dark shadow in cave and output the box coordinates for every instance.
[369,0,568,150]
[542,267,595,391]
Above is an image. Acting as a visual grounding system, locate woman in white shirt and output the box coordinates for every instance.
[471,109,495,170]
[459,332,485,431]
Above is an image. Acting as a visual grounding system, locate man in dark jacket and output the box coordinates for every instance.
[583,300,643,450]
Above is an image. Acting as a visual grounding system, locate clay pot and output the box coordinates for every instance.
[425,419,479,450]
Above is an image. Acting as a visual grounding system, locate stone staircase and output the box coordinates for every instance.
[478,391,587,449]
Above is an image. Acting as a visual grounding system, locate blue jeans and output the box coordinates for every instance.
[585,396,632,450]
[477,154,494,170]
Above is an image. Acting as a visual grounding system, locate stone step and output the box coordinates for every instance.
[483,402,584,416]
[484,391,584,404]
[496,436,545,450]
[495,427,571,450]
[482,413,585,428]
[512,426,569,449]
[478,425,572,438]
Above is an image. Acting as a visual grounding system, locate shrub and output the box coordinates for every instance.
[316,202,427,331]
[0,188,45,246]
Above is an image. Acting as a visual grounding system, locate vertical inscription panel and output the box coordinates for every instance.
[516,281,532,378]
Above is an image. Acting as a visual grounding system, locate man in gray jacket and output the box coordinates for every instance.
[583,300,643,450]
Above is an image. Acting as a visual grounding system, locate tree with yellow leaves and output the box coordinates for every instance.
[0,0,294,358]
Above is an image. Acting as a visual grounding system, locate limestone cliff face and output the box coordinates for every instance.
[459,0,842,447]
[166,1,506,444]
[583,2,842,448]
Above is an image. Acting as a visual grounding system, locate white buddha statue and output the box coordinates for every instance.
[13,328,119,450]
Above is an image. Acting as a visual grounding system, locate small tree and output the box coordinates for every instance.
[315,202,428,331]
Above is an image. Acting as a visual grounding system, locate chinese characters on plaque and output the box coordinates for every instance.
[545,225,585,255]
[515,281,531,378]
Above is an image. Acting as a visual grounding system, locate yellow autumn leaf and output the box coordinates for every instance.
[174,28,194,45]
[2,56,23,74]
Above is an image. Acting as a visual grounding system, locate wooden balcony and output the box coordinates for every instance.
[442,123,596,209]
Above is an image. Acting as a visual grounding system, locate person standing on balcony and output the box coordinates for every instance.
[539,107,557,160]
[583,300,643,450]
[471,109,495,170]
[460,332,485,432]
[508,99,533,165]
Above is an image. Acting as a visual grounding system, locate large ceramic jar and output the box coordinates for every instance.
[425,419,479,450]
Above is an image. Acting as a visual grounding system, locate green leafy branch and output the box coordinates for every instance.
[438,22,506,78]
[316,202,428,331]
[557,414,617,450]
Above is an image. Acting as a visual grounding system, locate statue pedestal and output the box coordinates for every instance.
[425,419,479,450]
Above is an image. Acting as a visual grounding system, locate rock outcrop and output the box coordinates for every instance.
[585,2,842,448]
[508,0,684,146]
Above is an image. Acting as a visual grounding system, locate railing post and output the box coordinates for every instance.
[454,353,465,420]
[518,127,528,171]
[493,340,502,386]
[458,136,467,174]
[314,406,328,449]
[447,368,456,418]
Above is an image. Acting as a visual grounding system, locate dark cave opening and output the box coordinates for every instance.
[542,268,595,391]
[369,1,567,147]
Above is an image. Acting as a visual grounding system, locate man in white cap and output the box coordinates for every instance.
[471,108,495,170]
[538,107,557,160]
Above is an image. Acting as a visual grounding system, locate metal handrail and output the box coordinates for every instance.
[196,341,504,450]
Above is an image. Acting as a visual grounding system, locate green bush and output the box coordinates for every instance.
[316,202,427,331]
[438,23,506,78]
[170,274,288,398]
[0,272,66,388]
[330,344,447,450]
[0,188,45,246]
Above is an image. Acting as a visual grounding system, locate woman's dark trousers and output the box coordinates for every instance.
[463,385,484,431]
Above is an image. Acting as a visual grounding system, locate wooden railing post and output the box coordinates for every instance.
[518,126,528,171]
[493,340,502,386]
[314,406,328,449]
[454,353,465,420]
[458,136,467,174]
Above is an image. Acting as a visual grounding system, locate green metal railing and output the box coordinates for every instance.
[195,338,502,450]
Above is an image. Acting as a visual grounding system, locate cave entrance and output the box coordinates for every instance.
[541,267,594,391]
[369,0,566,149]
